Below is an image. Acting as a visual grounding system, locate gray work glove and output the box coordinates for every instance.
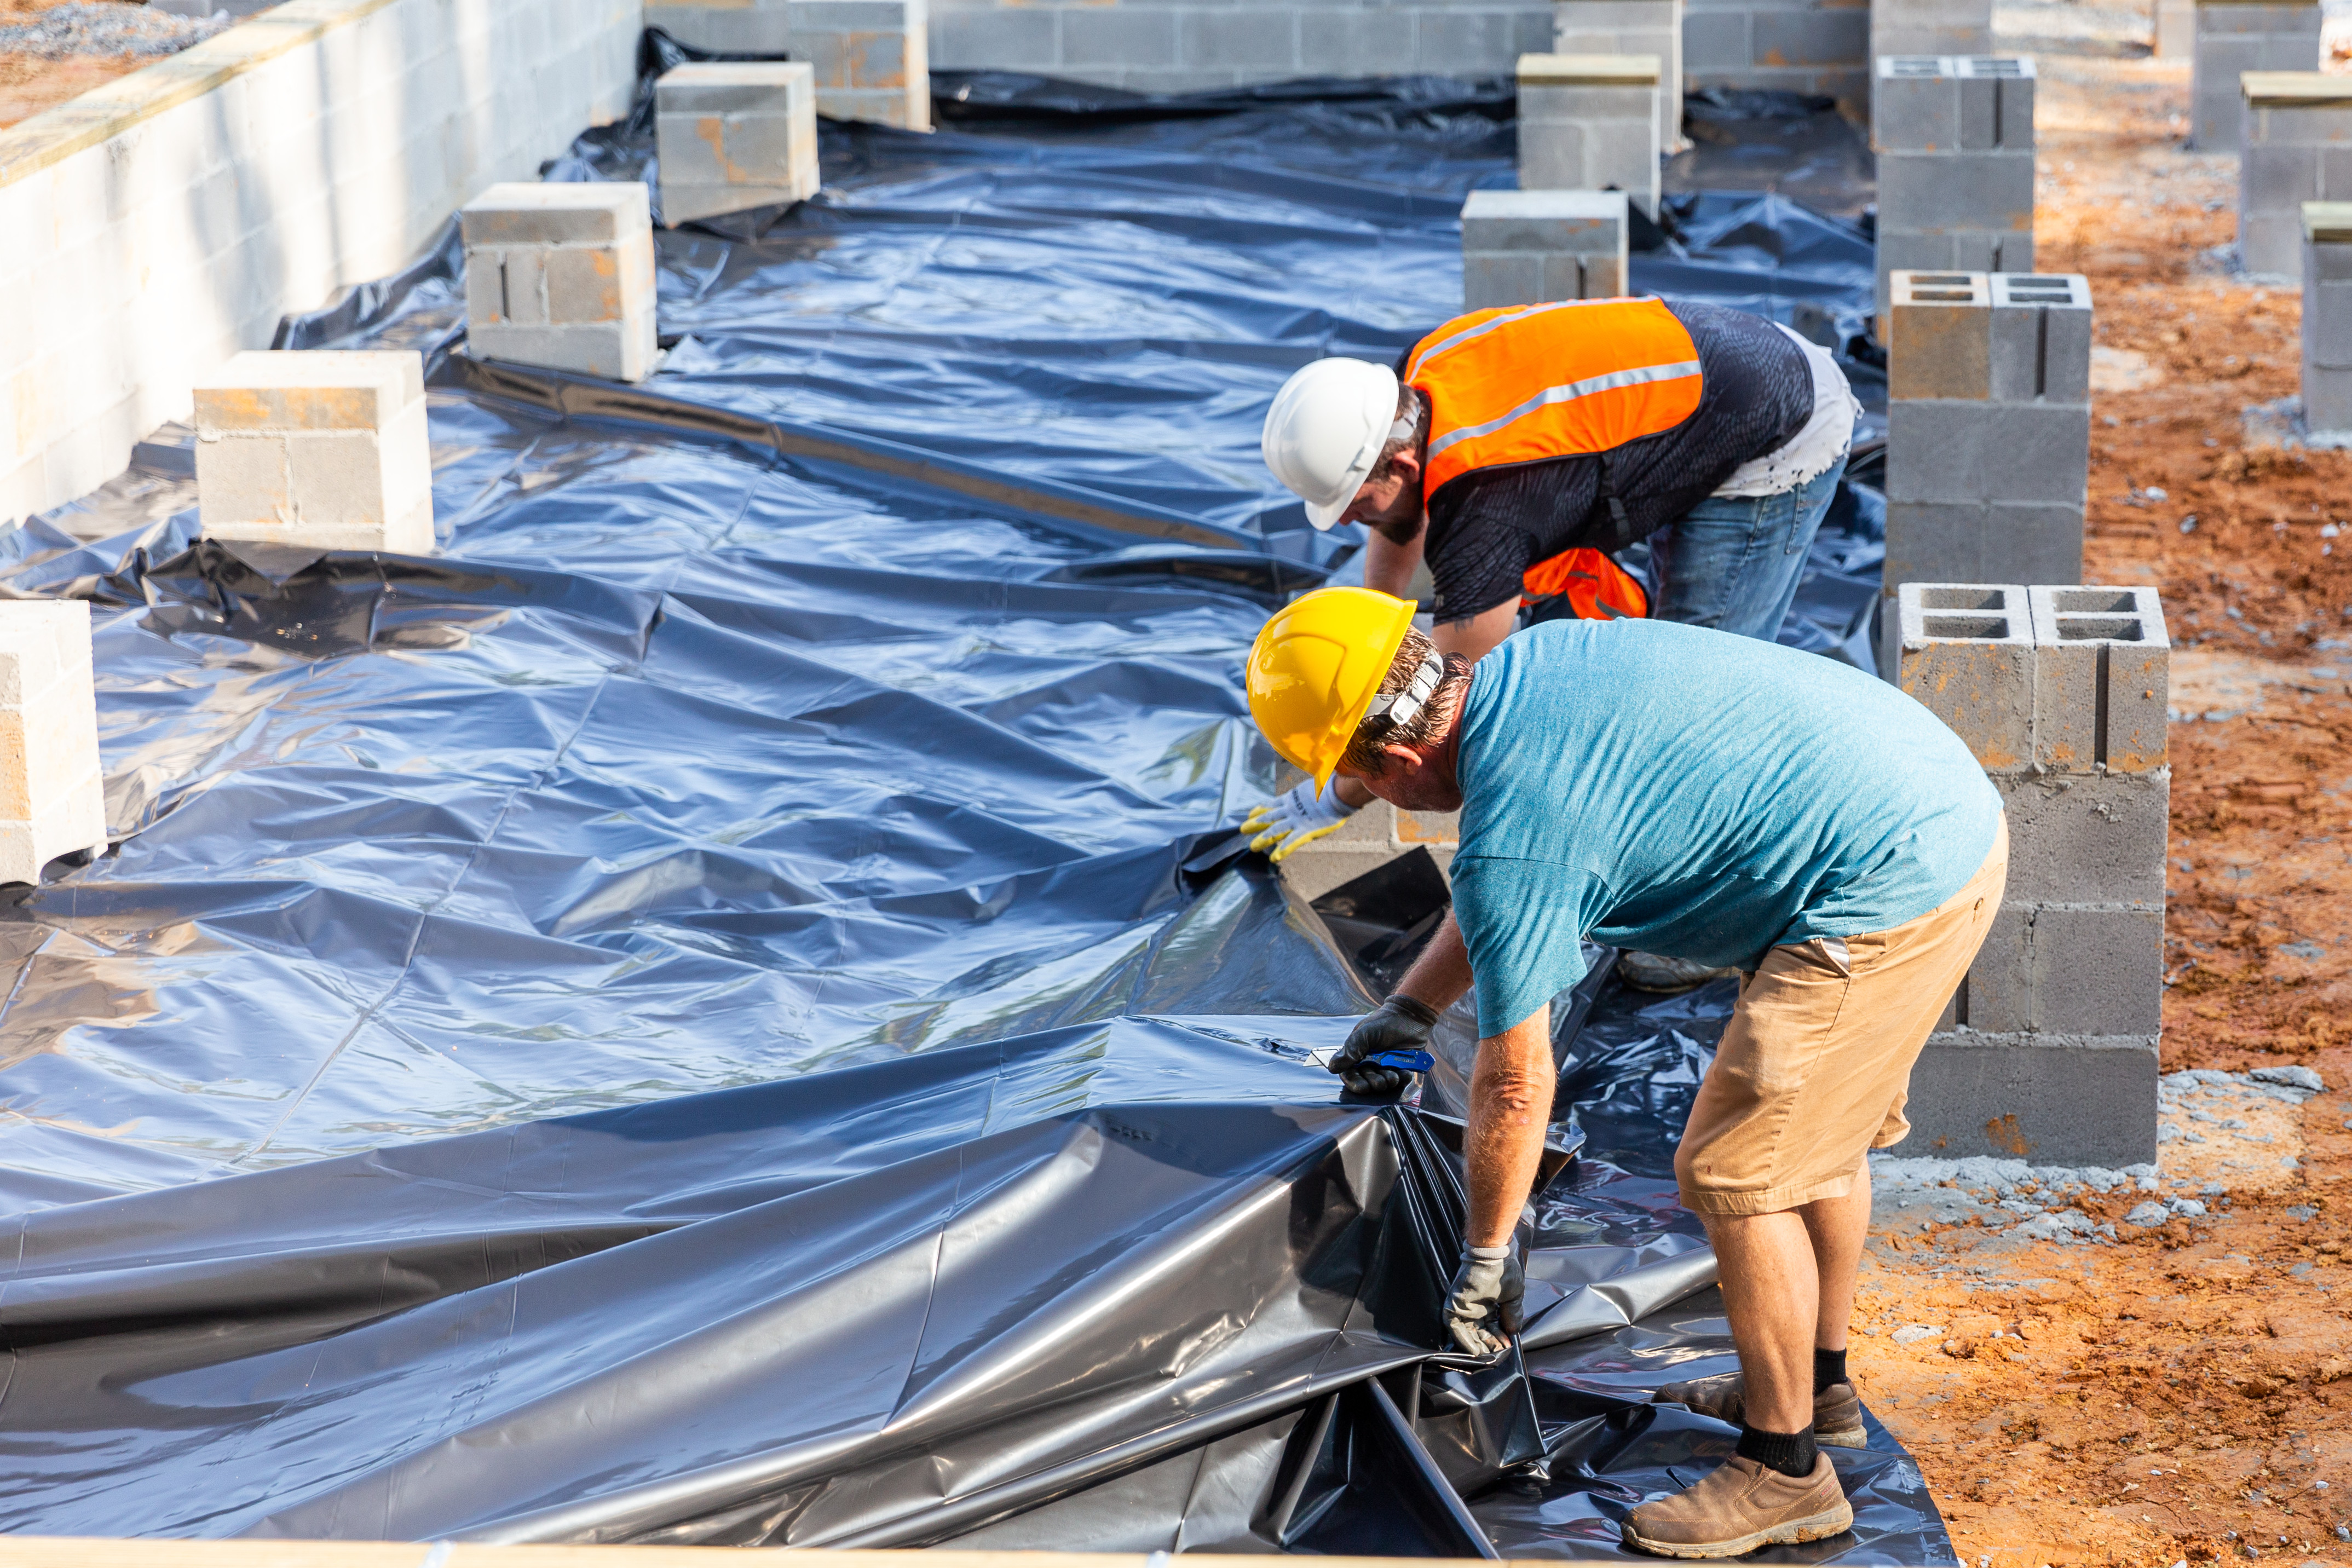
[1330,994,1440,1099]
[1444,1242,1525,1357]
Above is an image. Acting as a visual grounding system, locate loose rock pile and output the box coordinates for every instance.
[0,2,230,59]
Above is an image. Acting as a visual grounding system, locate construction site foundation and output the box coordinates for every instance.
[1516,53,1663,219]
[192,351,435,556]
[2192,0,2321,151]
[655,62,823,227]
[1461,190,1630,309]
[0,602,104,888]
[460,185,660,384]
[1894,581,2168,1166]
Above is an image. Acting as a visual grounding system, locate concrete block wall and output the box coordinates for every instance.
[1518,53,1662,219]
[2192,0,2320,151]
[2238,73,2352,277]
[656,62,823,226]
[1882,271,2088,639]
[1554,0,1682,153]
[0,0,643,531]
[0,602,105,887]
[925,0,1555,93]
[1872,56,2037,314]
[1462,189,1629,307]
[2305,202,2352,434]
[1277,800,1461,904]
[1684,0,1869,117]
[643,0,932,130]
[1870,0,1988,64]
[192,350,436,554]
[461,184,660,382]
[1894,581,2169,1165]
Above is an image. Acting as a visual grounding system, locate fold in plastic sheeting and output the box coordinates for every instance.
[0,70,1942,1562]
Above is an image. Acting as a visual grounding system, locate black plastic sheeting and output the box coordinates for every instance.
[0,72,1942,1559]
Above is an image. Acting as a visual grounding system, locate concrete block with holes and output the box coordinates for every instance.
[1276,800,1461,904]
[0,601,105,887]
[655,61,822,226]
[2304,202,2352,434]
[1517,54,1662,218]
[460,183,659,383]
[1871,57,2037,318]
[1883,272,2090,625]
[1461,189,1629,308]
[1553,0,1682,152]
[1870,0,1990,68]
[193,350,435,554]
[1893,580,2170,1164]
[2239,75,2352,276]
[2193,0,2319,151]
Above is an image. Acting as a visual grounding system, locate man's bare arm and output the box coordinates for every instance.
[1464,1002,1555,1248]
[1432,600,1518,664]
[1393,909,1473,1015]
[1363,526,1426,597]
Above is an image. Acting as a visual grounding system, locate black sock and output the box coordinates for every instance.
[1737,1422,1820,1478]
[1813,1346,1847,1394]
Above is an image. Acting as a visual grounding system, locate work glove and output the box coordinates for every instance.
[1242,780,1360,864]
[1329,994,1439,1099]
[1444,1242,1525,1357]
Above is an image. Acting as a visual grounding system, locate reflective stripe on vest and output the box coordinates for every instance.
[1405,297,1704,500]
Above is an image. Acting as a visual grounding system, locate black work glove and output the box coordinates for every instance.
[1330,994,1440,1098]
[1444,1243,1525,1357]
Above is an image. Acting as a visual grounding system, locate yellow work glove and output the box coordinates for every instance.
[1242,779,1359,863]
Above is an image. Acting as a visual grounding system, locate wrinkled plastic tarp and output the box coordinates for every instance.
[0,72,1940,1560]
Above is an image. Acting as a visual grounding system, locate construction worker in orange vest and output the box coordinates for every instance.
[1244,296,1859,993]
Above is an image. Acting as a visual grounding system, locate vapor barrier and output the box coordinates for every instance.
[0,67,1941,1560]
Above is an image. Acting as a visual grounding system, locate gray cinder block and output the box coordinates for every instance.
[1894,582,2035,771]
[656,61,821,226]
[1873,64,2035,314]
[1902,1033,2159,1165]
[0,602,105,886]
[1885,503,2085,595]
[1871,0,1992,61]
[1553,0,1684,152]
[1994,769,2171,904]
[2027,904,2164,1035]
[2027,585,2170,773]
[193,350,435,554]
[1987,272,2092,402]
[2307,202,2352,432]
[1461,189,1630,308]
[2240,76,2352,274]
[2192,0,2321,150]
[1517,53,1663,218]
[460,183,659,383]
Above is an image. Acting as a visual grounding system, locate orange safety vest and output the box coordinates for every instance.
[1404,297,1699,622]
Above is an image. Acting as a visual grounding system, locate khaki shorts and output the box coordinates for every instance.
[1673,817,2008,1217]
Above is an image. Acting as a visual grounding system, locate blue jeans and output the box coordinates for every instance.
[1647,455,1846,641]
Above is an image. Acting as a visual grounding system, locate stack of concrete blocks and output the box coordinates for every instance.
[2191,0,2319,151]
[640,0,932,128]
[1461,191,1631,309]
[1882,271,2090,661]
[0,603,105,887]
[655,63,823,226]
[1277,802,1460,903]
[1682,0,1869,117]
[2304,202,2352,437]
[1894,582,2167,1165]
[1552,0,1683,153]
[459,185,659,383]
[1517,54,1662,220]
[192,352,436,555]
[2155,0,2194,57]
[1872,56,2037,318]
[2237,73,2352,277]
[1870,0,1990,63]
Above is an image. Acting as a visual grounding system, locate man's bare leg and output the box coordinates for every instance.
[1700,1208,1819,1433]
[1800,1156,1872,1354]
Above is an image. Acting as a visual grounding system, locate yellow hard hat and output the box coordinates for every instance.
[1245,586,1419,792]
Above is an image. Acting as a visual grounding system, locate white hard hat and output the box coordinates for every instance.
[1261,358,1401,531]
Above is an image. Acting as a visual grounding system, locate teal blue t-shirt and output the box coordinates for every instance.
[1449,619,2002,1037]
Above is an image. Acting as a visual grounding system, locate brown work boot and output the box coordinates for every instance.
[1653,1371,1867,1448]
[1622,1453,1853,1559]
